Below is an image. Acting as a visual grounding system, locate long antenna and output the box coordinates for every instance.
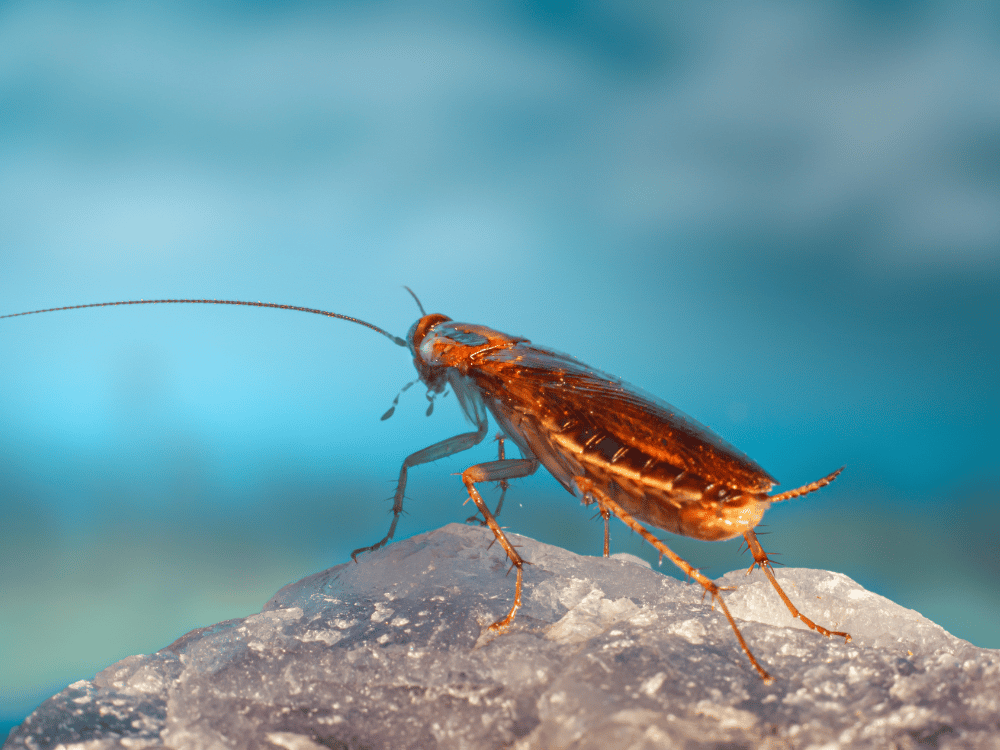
[0,299,408,347]
[403,286,426,316]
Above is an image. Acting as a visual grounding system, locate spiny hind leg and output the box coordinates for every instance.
[351,420,489,560]
[743,529,851,642]
[462,457,540,630]
[575,477,774,683]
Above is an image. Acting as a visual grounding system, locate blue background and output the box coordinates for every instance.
[2,0,998,732]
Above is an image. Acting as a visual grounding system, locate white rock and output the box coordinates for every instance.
[6,523,999,749]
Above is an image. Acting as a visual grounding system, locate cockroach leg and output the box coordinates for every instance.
[575,477,775,683]
[351,420,490,561]
[743,529,851,642]
[460,456,540,630]
[492,435,510,517]
[465,434,512,525]
[600,506,611,557]
[585,507,612,555]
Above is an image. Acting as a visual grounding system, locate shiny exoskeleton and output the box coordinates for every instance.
[352,312,849,682]
[2,297,849,681]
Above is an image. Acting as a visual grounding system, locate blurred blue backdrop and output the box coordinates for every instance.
[2,0,998,732]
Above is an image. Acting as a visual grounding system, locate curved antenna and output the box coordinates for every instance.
[0,299,408,347]
[403,286,426,316]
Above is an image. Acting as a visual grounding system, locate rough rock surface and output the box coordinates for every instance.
[6,523,999,749]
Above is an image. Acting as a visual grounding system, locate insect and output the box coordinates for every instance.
[2,295,849,682]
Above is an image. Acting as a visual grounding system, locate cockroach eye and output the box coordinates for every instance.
[406,320,421,355]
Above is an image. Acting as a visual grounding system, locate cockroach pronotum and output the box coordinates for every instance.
[2,295,850,682]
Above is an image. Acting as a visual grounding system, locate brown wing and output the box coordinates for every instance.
[470,343,776,493]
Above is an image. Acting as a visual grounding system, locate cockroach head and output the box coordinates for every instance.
[406,314,451,356]
[406,313,451,393]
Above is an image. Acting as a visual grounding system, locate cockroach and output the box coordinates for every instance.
[2,295,850,682]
